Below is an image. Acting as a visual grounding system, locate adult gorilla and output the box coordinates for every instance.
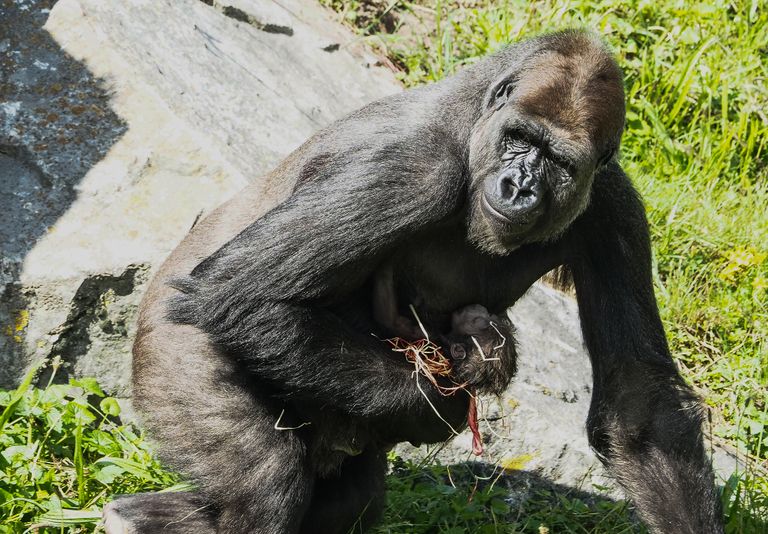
[106,30,723,534]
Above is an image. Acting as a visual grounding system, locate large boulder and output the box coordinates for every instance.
[0,0,400,395]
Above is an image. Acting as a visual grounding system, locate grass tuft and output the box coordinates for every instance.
[0,360,179,532]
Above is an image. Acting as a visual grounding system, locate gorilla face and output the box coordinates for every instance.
[467,42,625,254]
[469,112,603,254]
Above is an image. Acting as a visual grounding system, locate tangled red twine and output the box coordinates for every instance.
[386,336,483,455]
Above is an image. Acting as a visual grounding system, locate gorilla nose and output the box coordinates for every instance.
[482,171,545,225]
[501,172,535,200]
[498,172,543,214]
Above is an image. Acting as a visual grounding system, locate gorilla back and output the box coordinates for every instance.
[110,30,724,534]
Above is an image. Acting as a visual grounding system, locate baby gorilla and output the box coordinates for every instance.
[444,304,517,396]
[373,263,517,396]
[304,267,518,471]
[301,307,516,477]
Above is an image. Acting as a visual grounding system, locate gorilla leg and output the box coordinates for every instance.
[103,492,216,534]
[132,323,314,533]
[300,449,387,534]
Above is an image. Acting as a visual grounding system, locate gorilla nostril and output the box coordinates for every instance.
[500,175,524,200]
[499,174,538,203]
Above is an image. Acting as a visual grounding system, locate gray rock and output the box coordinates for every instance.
[0,0,400,393]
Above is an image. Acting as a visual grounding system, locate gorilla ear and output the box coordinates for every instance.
[597,147,617,168]
[485,76,516,111]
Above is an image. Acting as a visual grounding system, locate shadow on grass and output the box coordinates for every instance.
[377,458,646,533]
[380,458,768,533]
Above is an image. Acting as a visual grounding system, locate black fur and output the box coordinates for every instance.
[119,30,723,534]
[103,492,216,533]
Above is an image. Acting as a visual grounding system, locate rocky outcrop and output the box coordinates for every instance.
[0,0,400,395]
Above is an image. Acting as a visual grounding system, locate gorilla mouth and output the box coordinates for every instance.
[481,194,543,243]
[483,193,537,224]
[481,195,513,223]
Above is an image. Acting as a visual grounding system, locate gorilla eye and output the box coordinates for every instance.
[502,136,530,156]
[562,160,578,176]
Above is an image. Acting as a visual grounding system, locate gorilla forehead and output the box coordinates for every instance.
[485,31,625,149]
[512,55,624,142]
[517,56,623,145]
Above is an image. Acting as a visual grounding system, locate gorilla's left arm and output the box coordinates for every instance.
[169,124,474,440]
[568,163,723,534]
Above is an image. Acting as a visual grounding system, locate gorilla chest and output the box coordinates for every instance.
[396,237,507,315]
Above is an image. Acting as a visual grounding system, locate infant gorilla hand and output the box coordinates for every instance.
[443,305,517,396]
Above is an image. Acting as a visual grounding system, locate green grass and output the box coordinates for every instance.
[3,1,767,532]
[0,361,181,533]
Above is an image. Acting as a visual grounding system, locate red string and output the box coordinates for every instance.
[386,337,484,455]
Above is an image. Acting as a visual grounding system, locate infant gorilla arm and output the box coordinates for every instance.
[119,29,723,534]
